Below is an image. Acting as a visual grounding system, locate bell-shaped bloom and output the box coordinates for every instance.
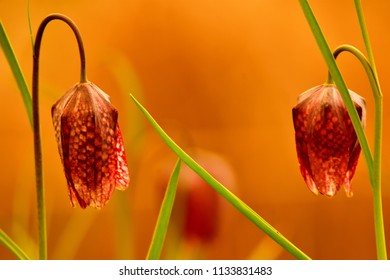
[292,84,366,197]
[52,82,129,208]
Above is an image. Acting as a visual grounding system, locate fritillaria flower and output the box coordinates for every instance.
[292,84,366,197]
[182,153,235,244]
[182,152,234,243]
[182,169,220,243]
[52,82,129,208]
[158,150,235,245]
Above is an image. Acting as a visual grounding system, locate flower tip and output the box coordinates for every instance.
[115,185,128,191]
[343,184,354,198]
[320,186,337,197]
[345,191,354,198]
[305,177,319,196]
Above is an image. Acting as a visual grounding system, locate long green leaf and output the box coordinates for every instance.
[0,21,33,128]
[147,159,182,260]
[0,229,30,260]
[130,94,310,260]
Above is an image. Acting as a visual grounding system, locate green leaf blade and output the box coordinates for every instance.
[131,94,311,260]
[0,229,31,260]
[0,21,33,128]
[147,159,182,260]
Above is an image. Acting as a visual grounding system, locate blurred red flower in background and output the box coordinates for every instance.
[158,150,235,246]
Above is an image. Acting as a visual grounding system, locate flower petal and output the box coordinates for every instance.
[114,123,130,190]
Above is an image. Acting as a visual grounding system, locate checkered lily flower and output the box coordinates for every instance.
[52,82,129,208]
[292,84,366,197]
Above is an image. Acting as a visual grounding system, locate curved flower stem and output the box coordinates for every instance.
[299,0,387,260]
[32,14,87,260]
[331,45,383,183]
[330,44,380,186]
[130,94,311,260]
[332,45,378,93]
[331,45,386,259]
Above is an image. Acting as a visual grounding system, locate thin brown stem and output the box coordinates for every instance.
[32,13,87,260]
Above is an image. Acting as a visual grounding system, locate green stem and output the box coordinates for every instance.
[371,87,385,259]
[332,45,386,259]
[373,186,387,259]
[32,14,88,260]
[0,229,30,260]
[353,2,386,259]
[147,159,182,260]
[354,0,378,78]
[130,94,311,260]
[373,96,385,259]
[354,0,387,259]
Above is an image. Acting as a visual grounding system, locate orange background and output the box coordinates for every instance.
[0,0,389,259]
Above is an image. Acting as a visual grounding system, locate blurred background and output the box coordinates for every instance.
[0,0,389,259]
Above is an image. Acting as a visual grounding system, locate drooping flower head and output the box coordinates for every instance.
[292,84,366,197]
[52,82,129,208]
